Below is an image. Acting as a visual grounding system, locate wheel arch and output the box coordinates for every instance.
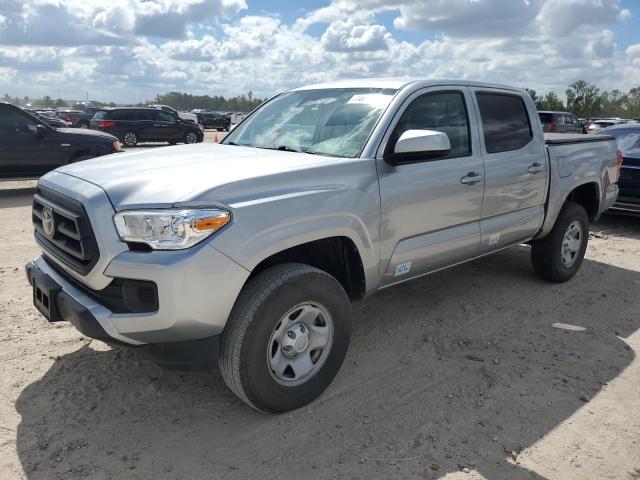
[536,179,601,240]
[248,236,367,300]
[565,181,600,221]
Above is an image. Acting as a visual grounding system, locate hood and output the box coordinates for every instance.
[55,143,344,209]
[57,128,118,141]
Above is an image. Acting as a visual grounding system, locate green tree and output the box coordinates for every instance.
[566,80,601,117]
[539,91,564,111]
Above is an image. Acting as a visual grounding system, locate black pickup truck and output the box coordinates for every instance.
[0,103,120,179]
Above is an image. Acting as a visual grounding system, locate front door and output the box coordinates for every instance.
[0,106,66,177]
[149,111,182,142]
[377,87,485,286]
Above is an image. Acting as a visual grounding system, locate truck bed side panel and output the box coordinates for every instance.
[536,136,618,239]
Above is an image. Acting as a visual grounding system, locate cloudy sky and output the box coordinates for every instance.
[0,0,638,103]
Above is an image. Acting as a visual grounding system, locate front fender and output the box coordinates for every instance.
[208,188,381,295]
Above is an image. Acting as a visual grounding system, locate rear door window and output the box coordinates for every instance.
[110,110,135,121]
[476,93,532,153]
[136,110,156,121]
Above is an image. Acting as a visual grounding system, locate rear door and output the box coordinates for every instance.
[470,90,547,254]
[377,87,485,286]
[136,110,159,141]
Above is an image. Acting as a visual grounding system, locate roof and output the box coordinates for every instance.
[288,77,524,93]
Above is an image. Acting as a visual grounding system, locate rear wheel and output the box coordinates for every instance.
[122,131,138,147]
[219,263,352,413]
[531,202,589,282]
[77,120,89,129]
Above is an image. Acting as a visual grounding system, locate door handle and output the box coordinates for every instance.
[153,124,161,127]
[528,162,544,173]
[460,172,483,185]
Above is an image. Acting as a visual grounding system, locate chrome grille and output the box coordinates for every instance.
[32,187,99,275]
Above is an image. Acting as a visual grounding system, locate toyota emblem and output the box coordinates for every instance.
[42,206,55,237]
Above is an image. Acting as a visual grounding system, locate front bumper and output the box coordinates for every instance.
[26,261,118,344]
[26,241,250,346]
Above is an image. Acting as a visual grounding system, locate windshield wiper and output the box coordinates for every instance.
[253,145,322,155]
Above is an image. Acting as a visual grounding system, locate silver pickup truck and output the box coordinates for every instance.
[26,79,621,413]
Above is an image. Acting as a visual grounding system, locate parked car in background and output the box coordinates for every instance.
[150,105,198,124]
[23,109,70,129]
[229,112,248,129]
[54,109,93,129]
[196,111,230,130]
[538,111,584,133]
[0,103,120,179]
[597,123,640,215]
[90,107,204,147]
[25,79,620,413]
[587,119,618,134]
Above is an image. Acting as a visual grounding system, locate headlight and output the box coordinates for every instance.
[113,209,230,250]
[113,141,122,152]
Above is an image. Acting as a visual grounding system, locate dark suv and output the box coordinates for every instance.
[0,103,120,179]
[196,111,230,130]
[90,108,204,147]
[538,111,584,133]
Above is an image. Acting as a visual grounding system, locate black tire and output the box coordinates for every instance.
[77,120,89,129]
[219,263,352,413]
[531,201,589,282]
[121,131,138,148]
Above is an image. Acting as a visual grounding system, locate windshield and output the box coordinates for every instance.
[223,88,397,158]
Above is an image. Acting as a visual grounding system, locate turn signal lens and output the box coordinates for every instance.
[195,215,230,231]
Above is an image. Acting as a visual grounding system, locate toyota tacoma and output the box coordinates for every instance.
[25,79,620,413]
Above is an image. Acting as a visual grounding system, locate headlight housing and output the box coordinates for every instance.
[113,209,230,250]
[113,141,122,152]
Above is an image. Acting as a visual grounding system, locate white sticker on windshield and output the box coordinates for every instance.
[347,94,392,108]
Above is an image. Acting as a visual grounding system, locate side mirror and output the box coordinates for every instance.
[387,129,451,165]
[35,124,48,138]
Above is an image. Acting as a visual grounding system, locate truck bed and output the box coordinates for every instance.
[544,133,613,145]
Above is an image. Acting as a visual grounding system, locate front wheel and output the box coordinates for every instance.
[218,263,352,413]
[531,202,589,282]
[185,132,199,144]
[77,120,89,129]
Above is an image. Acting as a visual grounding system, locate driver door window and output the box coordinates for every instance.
[390,91,471,159]
[157,111,178,123]
[0,110,38,137]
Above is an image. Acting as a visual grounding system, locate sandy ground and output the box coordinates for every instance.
[0,167,639,479]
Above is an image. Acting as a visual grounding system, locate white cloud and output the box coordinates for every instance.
[0,0,635,102]
[321,20,391,52]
